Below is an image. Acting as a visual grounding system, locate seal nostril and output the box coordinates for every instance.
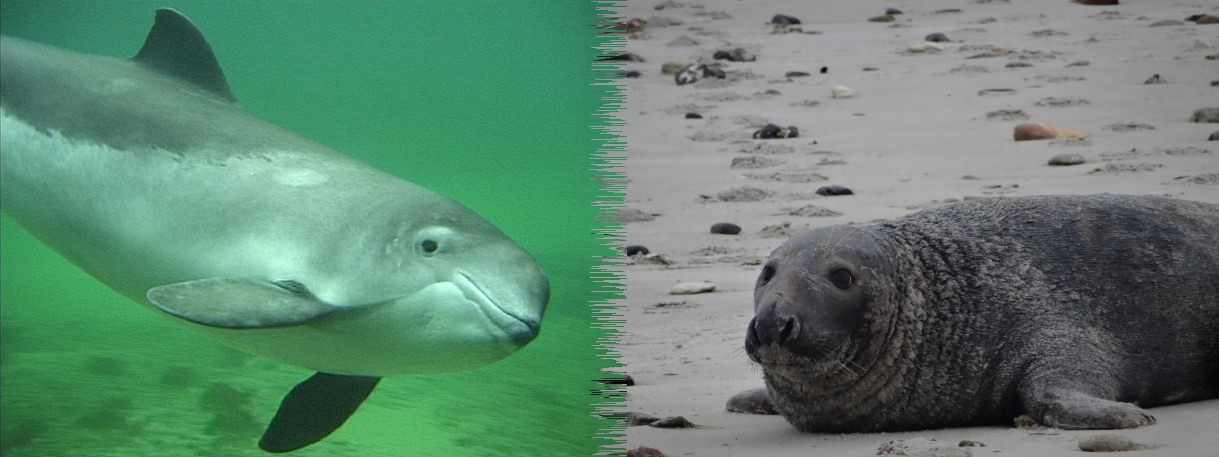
[778,317,796,344]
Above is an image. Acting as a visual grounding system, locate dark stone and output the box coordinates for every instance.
[711,222,742,235]
[599,374,636,385]
[649,416,696,428]
[700,65,726,79]
[619,70,641,78]
[713,48,756,62]
[820,66,828,74]
[685,112,703,119]
[1190,107,1219,123]
[752,123,799,139]
[625,412,660,426]
[598,52,645,62]
[1209,131,1219,141]
[816,185,854,196]
[771,14,801,25]
[786,71,810,78]
[625,245,650,256]
[925,33,950,42]
[726,387,778,414]
[886,8,903,15]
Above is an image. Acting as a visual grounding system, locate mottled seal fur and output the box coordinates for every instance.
[739,194,1219,432]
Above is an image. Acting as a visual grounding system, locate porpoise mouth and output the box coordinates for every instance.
[454,271,539,343]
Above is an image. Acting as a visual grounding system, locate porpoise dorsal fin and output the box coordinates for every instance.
[132,8,236,102]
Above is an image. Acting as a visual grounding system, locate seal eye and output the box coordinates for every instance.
[829,268,853,290]
[759,264,776,285]
[420,239,439,256]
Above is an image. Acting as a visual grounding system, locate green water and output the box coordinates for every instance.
[0,1,624,456]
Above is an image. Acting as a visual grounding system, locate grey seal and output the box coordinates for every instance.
[738,194,1219,431]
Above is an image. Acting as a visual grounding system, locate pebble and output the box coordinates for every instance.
[785,71,810,78]
[1005,61,1033,68]
[1048,153,1086,166]
[675,65,698,85]
[1065,60,1090,67]
[831,85,857,99]
[600,52,645,62]
[685,112,702,119]
[752,124,799,139]
[886,7,903,15]
[816,185,853,196]
[625,412,660,426]
[1149,19,1185,27]
[713,48,756,62]
[907,42,944,53]
[925,33,951,42]
[820,66,828,74]
[869,14,896,23]
[1188,14,1219,24]
[1143,74,1165,84]
[710,222,742,235]
[627,447,666,457]
[770,14,800,25]
[600,374,636,386]
[862,66,878,71]
[726,388,777,414]
[625,245,650,256]
[649,416,696,428]
[959,440,986,447]
[670,281,716,295]
[619,70,641,78]
[1078,434,1142,452]
[1190,107,1219,123]
[1210,131,1219,141]
[700,65,726,79]
[1014,122,1087,141]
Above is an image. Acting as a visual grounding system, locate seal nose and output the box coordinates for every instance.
[752,310,801,347]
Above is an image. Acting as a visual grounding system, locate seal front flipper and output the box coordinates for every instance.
[1019,370,1156,429]
[259,373,381,453]
[147,278,338,328]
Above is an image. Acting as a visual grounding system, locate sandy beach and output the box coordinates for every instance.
[617,0,1219,456]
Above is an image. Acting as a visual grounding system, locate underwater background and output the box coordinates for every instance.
[0,1,624,456]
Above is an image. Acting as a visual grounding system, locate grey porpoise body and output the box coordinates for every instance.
[743,194,1219,432]
[1,9,548,452]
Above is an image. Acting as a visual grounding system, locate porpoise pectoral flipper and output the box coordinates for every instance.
[259,373,382,453]
[147,278,338,329]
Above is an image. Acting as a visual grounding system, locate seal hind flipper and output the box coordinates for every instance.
[259,373,381,453]
[132,8,236,101]
[147,278,337,328]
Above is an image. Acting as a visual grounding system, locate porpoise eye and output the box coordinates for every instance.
[419,239,439,256]
[829,268,853,290]
[759,264,776,285]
